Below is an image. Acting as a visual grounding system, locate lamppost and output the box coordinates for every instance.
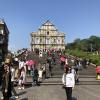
[90,43,93,52]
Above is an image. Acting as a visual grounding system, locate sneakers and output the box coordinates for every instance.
[32,83,35,86]
[22,87,25,89]
[18,87,25,89]
[1,95,19,99]
[1,97,4,100]
[15,96,19,99]
[18,87,21,89]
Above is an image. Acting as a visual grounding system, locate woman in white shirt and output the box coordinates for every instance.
[62,67,75,100]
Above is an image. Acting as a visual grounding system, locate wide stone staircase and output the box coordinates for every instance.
[41,63,100,85]
[77,65,100,85]
[40,63,63,85]
[26,52,100,86]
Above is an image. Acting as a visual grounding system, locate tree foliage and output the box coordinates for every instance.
[67,35,100,52]
[66,35,100,65]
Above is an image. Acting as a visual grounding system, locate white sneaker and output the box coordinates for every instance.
[1,97,4,100]
[18,87,21,89]
[22,87,25,89]
[15,96,19,99]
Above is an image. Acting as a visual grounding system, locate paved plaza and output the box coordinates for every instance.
[1,84,100,100]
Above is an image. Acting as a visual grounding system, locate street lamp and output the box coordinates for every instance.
[90,43,93,52]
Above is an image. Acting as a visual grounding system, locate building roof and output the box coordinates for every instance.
[39,20,57,31]
[31,20,65,37]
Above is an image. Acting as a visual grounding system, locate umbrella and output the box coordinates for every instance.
[26,60,34,66]
[60,57,66,62]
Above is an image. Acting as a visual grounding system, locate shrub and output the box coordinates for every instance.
[66,49,100,66]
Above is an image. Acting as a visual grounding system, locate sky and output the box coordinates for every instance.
[0,0,100,52]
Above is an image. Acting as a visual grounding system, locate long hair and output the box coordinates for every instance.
[64,67,69,74]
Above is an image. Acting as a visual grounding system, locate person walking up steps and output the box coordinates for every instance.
[31,66,39,86]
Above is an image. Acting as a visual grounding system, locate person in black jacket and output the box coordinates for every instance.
[31,66,39,86]
[1,63,12,100]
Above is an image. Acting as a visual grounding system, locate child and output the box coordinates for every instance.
[18,67,26,89]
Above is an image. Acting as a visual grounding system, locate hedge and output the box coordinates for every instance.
[65,49,100,65]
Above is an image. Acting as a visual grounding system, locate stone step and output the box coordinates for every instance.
[79,73,96,75]
[24,75,100,86]
[78,75,96,78]
[25,80,100,86]
[76,81,100,85]
[40,82,62,85]
[41,77,100,84]
[41,79,100,85]
[51,75,96,78]
[26,74,96,79]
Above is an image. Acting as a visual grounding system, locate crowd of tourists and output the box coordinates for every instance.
[0,49,93,100]
[0,50,59,99]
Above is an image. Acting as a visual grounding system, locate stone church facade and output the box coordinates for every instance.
[31,20,65,51]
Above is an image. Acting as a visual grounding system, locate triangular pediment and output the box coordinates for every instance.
[39,20,57,31]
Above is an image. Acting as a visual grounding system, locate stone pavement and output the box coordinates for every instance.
[17,84,100,100]
[1,82,100,100]
[0,85,66,100]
